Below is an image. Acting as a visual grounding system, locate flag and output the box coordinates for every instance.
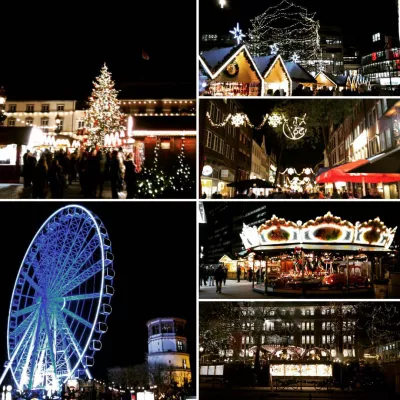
[142,49,150,60]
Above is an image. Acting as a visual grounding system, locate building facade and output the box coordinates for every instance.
[147,317,192,387]
[319,26,344,75]
[251,136,267,181]
[200,99,252,198]
[201,304,359,364]
[327,99,400,198]
[361,33,400,89]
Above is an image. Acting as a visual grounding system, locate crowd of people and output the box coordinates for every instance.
[229,187,384,199]
[21,147,138,199]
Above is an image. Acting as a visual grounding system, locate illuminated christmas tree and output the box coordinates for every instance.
[248,0,322,70]
[85,63,124,148]
[172,137,194,195]
[137,138,173,198]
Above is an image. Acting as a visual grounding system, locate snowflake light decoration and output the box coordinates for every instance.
[291,53,300,63]
[283,114,307,141]
[230,23,246,45]
[268,113,283,128]
[230,113,246,127]
[270,43,280,55]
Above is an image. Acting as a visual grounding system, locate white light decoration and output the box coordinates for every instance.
[230,113,246,127]
[270,43,280,55]
[248,0,322,70]
[127,116,133,137]
[268,113,283,128]
[304,168,312,175]
[240,212,397,250]
[219,0,226,8]
[291,53,301,64]
[283,114,307,141]
[230,23,246,45]
[287,168,295,175]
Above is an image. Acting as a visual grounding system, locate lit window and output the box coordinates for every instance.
[373,33,381,42]
[57,104,65,111]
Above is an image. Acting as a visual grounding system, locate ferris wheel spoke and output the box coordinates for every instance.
[62,308,93,329]
[9,310,37,339]
[42,309,58,380]
[20,270,42,294]
[13,303,39,317]
[50,233,100,294]
[56,293,102,302]
[59,317,92,380]
[60,260,103,296]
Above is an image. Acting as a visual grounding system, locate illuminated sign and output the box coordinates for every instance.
[372,52,377,61]
[202,165,213,176]
[270,364,332,377]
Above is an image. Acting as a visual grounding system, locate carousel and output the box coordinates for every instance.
[239,212,397,296]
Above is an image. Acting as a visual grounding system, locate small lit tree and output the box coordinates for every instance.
[85,63,125,148]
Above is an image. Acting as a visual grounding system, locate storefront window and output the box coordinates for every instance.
[0,144,17,165]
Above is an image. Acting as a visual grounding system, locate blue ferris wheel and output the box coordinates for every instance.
[0,205,114,392]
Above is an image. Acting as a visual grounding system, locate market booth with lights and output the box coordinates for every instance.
[199,45,264,96]
[239,212,397,296]
[0,127,81,182]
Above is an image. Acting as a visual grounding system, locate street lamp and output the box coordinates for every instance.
[0,86,6,126]
[332,53,335,74]
[55,114,61,133]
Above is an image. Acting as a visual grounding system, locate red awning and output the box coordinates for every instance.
[316,160,400,183]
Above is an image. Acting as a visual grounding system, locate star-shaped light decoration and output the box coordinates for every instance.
[268,113,283,128]
[230,23,246,45]
[270,43,280,55]
[230,113,246,127]
[291,53,301,63]
[219,0,226,8]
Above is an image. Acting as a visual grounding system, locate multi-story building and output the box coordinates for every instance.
[200,100,252,198]
[319,26,344,75]
[251,135,267,181]
[343,47,361,77]
[361,33,400,89]
[327,99,400,198]
[201,303,359,364]
[147,317,192,387]
[3,99,86,137]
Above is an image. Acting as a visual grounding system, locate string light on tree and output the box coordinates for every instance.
[173,136,194,193]
[230,23,246,45]
[248,0,321,68]
[85,63,125,148]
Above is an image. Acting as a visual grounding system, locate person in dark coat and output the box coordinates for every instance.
[79,152,90,197]
[97,149,107,198]
[236,265,241,282]
[223,265,228,286]
[214,264,225,293]
[32,157,48,198]
[109,150,122,199]
[123,153,137,199]
[87,149,100,198]
[24,151,37,188]
[48,159,64,198]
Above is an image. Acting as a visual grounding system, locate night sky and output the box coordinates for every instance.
[0,1,196,99]
[200,0,399,53]
[0,202,196,381]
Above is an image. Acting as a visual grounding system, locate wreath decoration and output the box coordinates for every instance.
[224,62,239,77]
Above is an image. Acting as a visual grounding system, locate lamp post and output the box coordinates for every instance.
[332,54,335,74]
[55,114,61,134]
[0,87,6,126]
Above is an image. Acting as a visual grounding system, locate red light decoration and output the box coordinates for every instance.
[372,53,377,61]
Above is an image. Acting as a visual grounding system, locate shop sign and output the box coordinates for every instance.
[202,165,213,176]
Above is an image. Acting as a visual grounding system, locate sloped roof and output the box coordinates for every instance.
[284,62,317,83]
[324,72,348,86]
[253,55,277,76]
[200,47,236,71]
